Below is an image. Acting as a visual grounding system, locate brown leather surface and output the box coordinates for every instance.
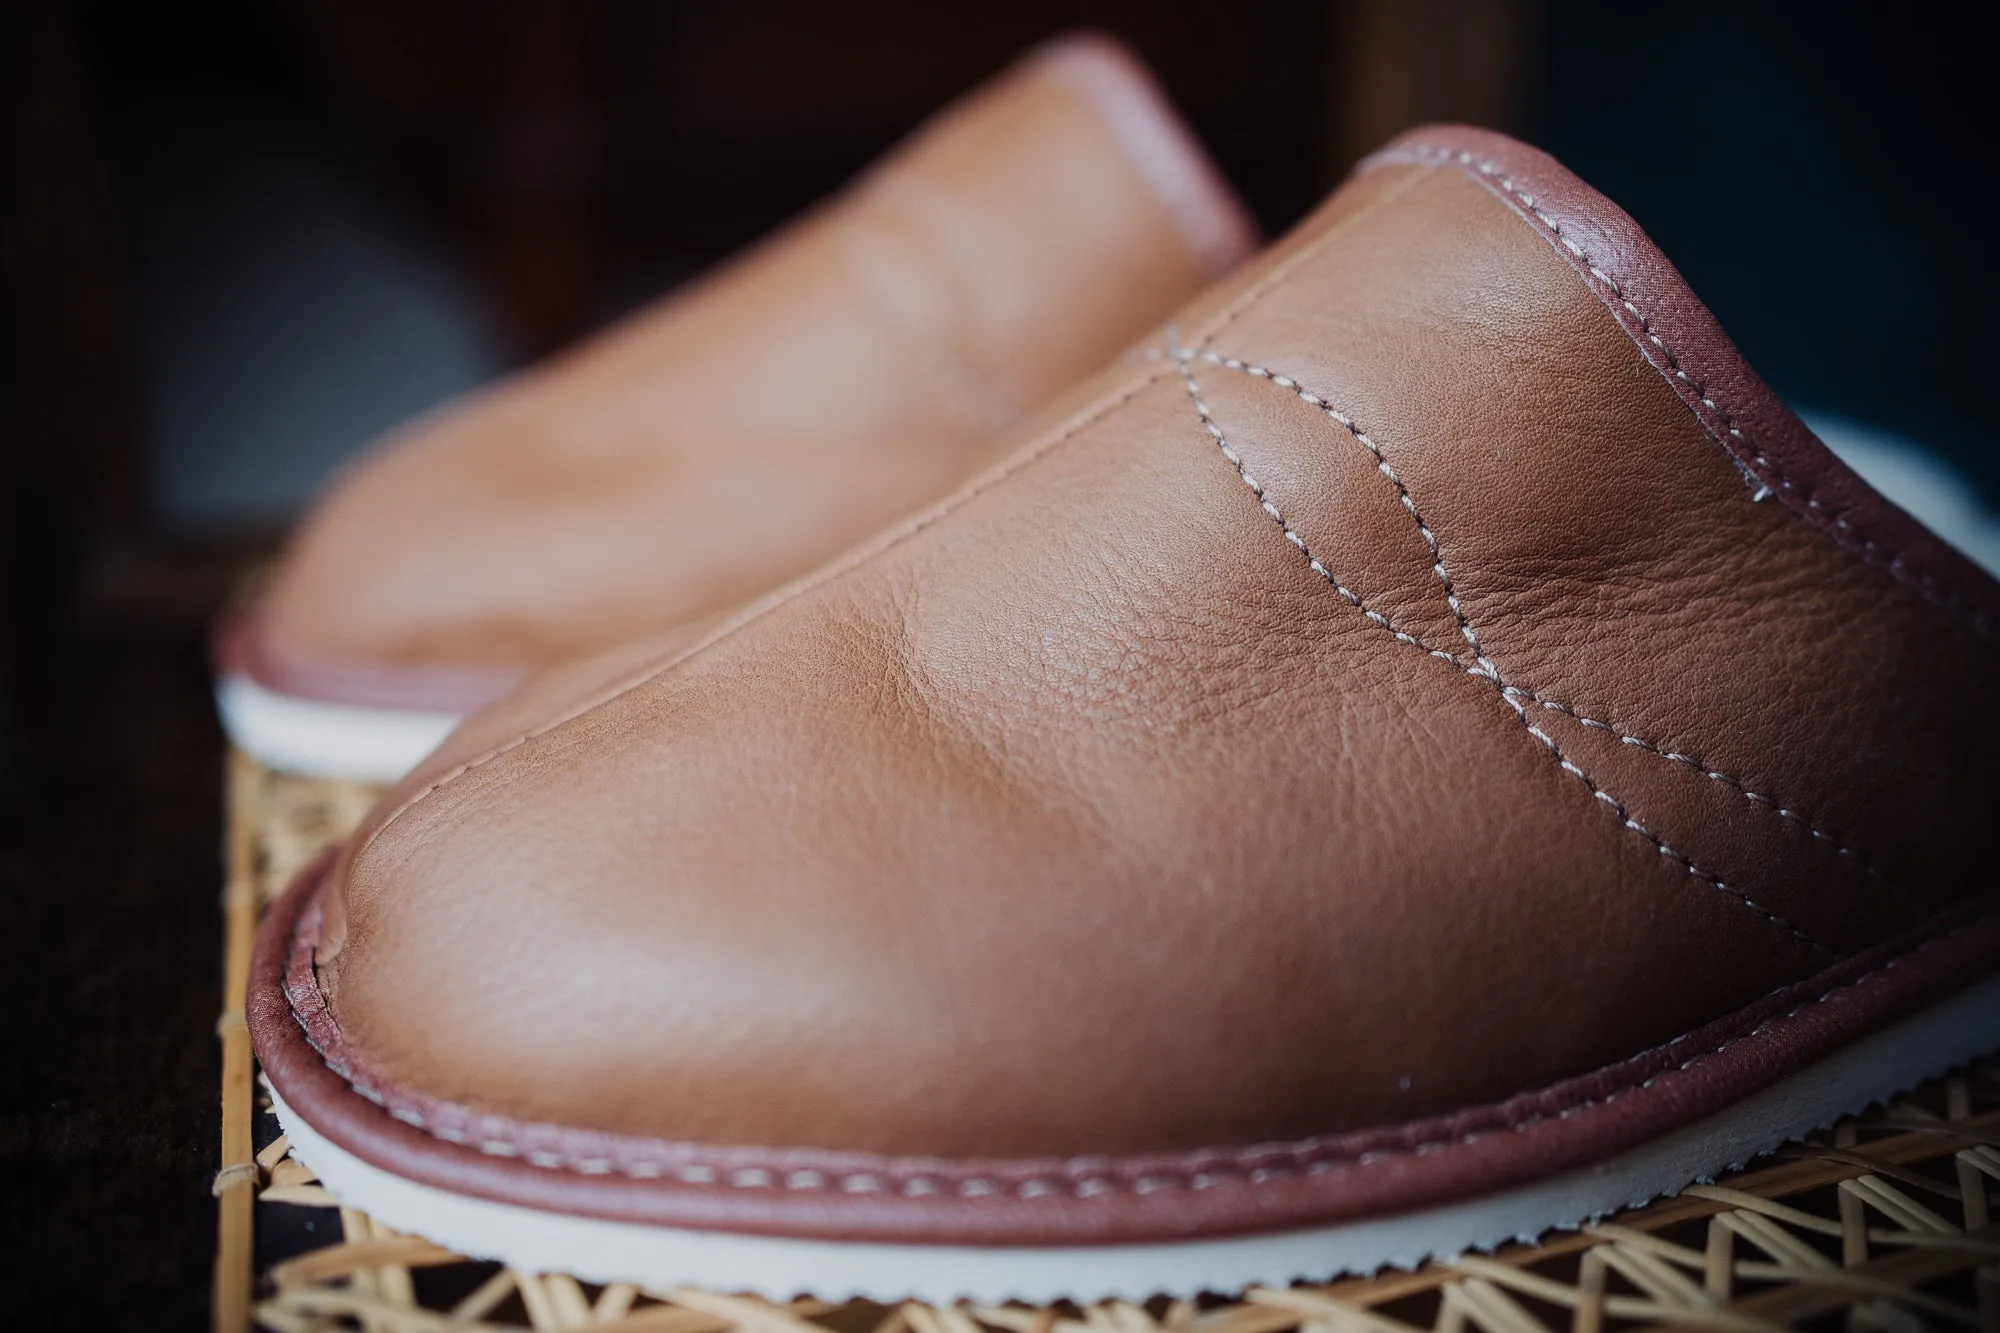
[1362,129,2000,639]
[252,33,1254,690]
[253,853,2000,1243]
[258,126,2000,1238]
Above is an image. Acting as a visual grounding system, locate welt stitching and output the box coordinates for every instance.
[1182,349,1892,890]
[1396,143,1993,641]
[285,898,1986,1199]
[1168,347,1830,957]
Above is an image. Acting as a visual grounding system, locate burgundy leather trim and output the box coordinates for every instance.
[213,603,526,714]
[1361,126,2000,642]
[251,848,2000,1247]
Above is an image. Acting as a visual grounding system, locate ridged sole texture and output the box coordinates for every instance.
[270,971,2000,1304]
[216,673,461,784]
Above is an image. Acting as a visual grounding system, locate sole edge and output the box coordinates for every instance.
[270,971,2000,1303]
[216,674,462,784]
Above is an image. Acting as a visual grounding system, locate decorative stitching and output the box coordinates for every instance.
[1166,345,1451,662]
[1190,350,1496,675]
[276,145,1985,1200]
[1177,347,1893,891]
[1393,142,1995,643]
[1169,345,1834,956]
[1499,692,1834,955]
[282,888,1989,1197]
[352,160,1449,863]
[1504,685,1886,880]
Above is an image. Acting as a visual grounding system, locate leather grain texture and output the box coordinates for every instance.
[252,126,2000,1245]
[255,853,2000,1245]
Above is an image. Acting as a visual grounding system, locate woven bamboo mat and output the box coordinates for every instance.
[214,748,2000,1332]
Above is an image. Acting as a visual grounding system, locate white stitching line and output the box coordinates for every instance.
[1396,143,1994,641]
[1168,345,1833,956]
[284,910,1987,1197]
[1504,685,1887,880]
[1181,348,1893,892]
[1161,348,1454,661]
[1499,692,1832,955]
[276,154,1978,1194]
[346,161,1474,866]
[1190,350,1497,676]
[351,366,1178,869]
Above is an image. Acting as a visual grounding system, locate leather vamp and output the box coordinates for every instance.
[273,129,2000,1192]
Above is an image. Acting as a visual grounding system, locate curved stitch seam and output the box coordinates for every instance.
[1392,142,1994,642]
[1161,346,1451,658]
[1191,350,1495,673]
[282,886,1987,1198]
[1170,347,1831,955]
[357,162,1445,860]
[1175,347,1896,893]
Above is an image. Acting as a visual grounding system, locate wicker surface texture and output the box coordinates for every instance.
[215,752,2000,1332]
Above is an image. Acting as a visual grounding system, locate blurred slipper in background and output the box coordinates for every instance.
[216,32,1254,782]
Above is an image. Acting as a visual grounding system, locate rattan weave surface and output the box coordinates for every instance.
[215,751,2000,1332]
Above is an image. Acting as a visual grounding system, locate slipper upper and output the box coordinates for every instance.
[291,128,1999,1189]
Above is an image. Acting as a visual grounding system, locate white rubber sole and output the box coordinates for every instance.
[271,972,2000,1303]
[216,673,463,784]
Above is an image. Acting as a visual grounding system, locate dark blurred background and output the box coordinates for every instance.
[1,1,1992,1324]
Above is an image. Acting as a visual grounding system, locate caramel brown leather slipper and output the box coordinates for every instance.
[249,125,2000,1301]
[216,33,1254,781]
